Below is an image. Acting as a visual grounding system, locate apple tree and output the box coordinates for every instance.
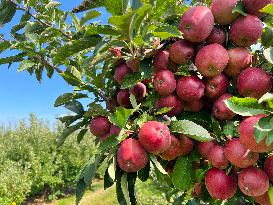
[1,0,273,204]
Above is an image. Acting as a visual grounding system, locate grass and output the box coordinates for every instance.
[51,179,169,205]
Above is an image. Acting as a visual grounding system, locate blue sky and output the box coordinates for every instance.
[0,1,109,124]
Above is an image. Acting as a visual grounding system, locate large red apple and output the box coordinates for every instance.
[138,121,171,154]
[211,0,239,25]
[117,138,148,172]
[90,116,111,137]
[154,70,176,96]
[206,27,226,45]
[237,67,272,99]
[243,0,273,18]
[195,44,229,77]
[212,93,236,120]
[114,64,132,85]
[229,15,263,47]
[169,40,194,65]
[155,94,184,117]
[179,6,214,42]
[205,73,229,99]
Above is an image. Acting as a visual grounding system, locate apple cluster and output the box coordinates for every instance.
[89,0,273,203]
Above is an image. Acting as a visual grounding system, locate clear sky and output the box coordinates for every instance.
[0,1,110,124]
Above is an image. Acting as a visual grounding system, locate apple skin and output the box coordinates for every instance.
[206,27,226,45]
[205,168,237,200]
[130,82,146,101]
[179,6,214,43]
[184,99,204,112]
[169,40,194,65]
[224,138,259,168]
[117,138,148,172]
[211,0,239,25]
[176,75,205,102]
[161,135,183,161]
[117,89,131,108]
[155,94,184,117]
[239,115,273,153]
[224,47,252,77]
[195,43,229,77]
[138,121,171,154]
[154,70,176,96]
[127,57,140,72]
[100,124,121,141]
[197,141,217,159]
[238,167,269,197]
[153,50,170,71]
[243,0,273,18]
[264,155,273,182]
[212,93,236,120]
[178,134,194,155]
[207,145,229,169]
[237,67,272,99]
[90,116,111,137]
[114,63,132,85]
[229,15,263,47]
[254,192,271,205]
[205,73,229,99]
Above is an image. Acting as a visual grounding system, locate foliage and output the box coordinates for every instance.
[0,114,97,204]
[1,0,273,205]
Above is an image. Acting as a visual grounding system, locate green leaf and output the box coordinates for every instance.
[45,1,61,9]
[127,173,137,205]
[170,120,213,142]
[138,162,150,182]
[54,93,88,107]
[130,93,138,109]
[155,107,173,115]
[232,1,248,16]
[259,92,273,104]
[116,167,127,205]
[75,178,85,205]
[54,35,102,64]
[152,24,182,40]
[108,12,136,40]
[109,106,140,128]
[85,24,120,36]
[84,103,109,118]
[65,100,84,115]
[223,121,239,137]
[150,155,168,175]
[60,71,84,86]
[268,186,273,204]
[57,120,87,147]
[225,97,267,116]
[105,0,130,15]
[172,155,194,191]
[77,129,88,143]
[0,52,26,65]
[72,0,106,13]
[17,60,35,72]
[134,4,152,34]
[121,59,153,89]
[0,40,11,54]
[254,127,268,144]
[132,0,143,10]
[264,47,273,64]
[266,130,273,146]
[0,0,16,26]
[57,115,82,127]
[121,173,131,205]
[80,10,101,25]
[104,167,115,189]
[261,27,273,48]
[260,4,273,15]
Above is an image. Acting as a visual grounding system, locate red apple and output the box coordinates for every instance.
[169,40,194,65]
[154,70,176,96]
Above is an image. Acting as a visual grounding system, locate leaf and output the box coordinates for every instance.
[134,4,152,34]
[170,120,213,142]
[260,4,273,15]
[18,60,35,72]
[104,167,115,189]
[105,0,129,15]
[65,100,84,115]
[0,52,26,65]
[172,155,194,191]
[57,115,82,127]
[121,173,131,205]
[84,103,109,118]
[0,40,11,54]
[54,93,88,107]
[72,0,106,13]
[77,129,88,143]
[75,178,85,205]
[80,10,101,25]
[84,24,120,36]
[130,93,138,109]
[60,71,84,86]
[232,1,248,16]
[261,27,273,48]
[121,59,153,89]
[264,47,273,64]
[127,173,137,205]
[116,167,127,205]
[57,120,87,147]
[138,161,150,182]
[268,186,273,204]
[150,155,168,175]
[0,0,16,26]
[132,0,143,10]
[109,106,140,128]
[259,92,273,104]
[54,35,102,64]
[45,1,61,9]
[225,97,267,116]
[155,107,173,115]
[266,130,273,146]
[152,24,182,40]
[223,121,239,137]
